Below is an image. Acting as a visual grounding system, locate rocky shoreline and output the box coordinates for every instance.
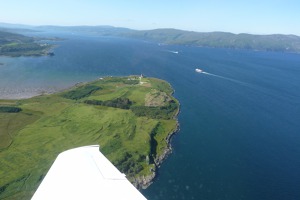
[133,99,181,189]
[133,121,180,189]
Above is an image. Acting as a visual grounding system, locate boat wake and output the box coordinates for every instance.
[200,71,288,100]
[166,50,179,54]
[201,71,250,86]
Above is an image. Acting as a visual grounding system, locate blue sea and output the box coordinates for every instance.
[1,32,300,199]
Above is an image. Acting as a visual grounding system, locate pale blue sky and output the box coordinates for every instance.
[1,0,300,35]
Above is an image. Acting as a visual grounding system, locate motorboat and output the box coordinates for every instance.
[195,68,203,73]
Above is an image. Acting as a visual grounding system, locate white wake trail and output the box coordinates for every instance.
[163,50,179,54]
[200,71,287,100]
[201,72,250,86]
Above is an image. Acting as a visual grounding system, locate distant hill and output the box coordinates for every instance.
[0,30,53,57]
[0,22,34,30]
[122,28,300,53]
[1,23,300,53]
[39,26,300,53]
[36,25,132,36]
[0,30,36,44]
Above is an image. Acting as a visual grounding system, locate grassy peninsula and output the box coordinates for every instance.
[0,30,54,57]
[0,76,179,199]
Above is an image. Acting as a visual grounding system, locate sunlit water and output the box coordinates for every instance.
[1,32,300,199]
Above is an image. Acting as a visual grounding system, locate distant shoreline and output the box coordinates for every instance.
[0,30,56,57]
[0,88,58,100]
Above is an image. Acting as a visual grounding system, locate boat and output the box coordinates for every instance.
[195,68,203,73]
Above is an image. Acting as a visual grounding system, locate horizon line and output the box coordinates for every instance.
[0,22,299,37]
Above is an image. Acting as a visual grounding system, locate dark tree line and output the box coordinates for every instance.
[0,106,22,113]
[84,98,132,109]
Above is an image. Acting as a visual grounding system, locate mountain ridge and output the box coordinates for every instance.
[121,28,300,53]
[1,23,300,53]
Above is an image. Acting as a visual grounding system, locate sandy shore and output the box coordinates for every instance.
[0,88,58,99]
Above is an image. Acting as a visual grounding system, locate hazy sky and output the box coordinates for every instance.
[1,0,300,35]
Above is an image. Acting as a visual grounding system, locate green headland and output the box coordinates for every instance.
[0,30,54,57]
[0,76,179,199]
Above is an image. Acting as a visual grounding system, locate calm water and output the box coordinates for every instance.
[1,32,300,199]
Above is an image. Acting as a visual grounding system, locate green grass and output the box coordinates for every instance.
[0,113,39,150]
[0,76,179,199]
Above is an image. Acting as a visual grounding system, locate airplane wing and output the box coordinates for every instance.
[31,145,147,200]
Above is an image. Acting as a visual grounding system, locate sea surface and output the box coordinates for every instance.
[1,31,300,200]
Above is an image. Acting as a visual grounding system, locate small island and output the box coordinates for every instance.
[0,76,179,199]
[0,30,54,57]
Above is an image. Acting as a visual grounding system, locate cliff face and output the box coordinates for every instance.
[133,121,180,189]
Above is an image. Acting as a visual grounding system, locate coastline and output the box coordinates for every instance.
[0,88,57,100]
[132,120,180,189]
[133,92,181,189]
[0,76,181,192]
